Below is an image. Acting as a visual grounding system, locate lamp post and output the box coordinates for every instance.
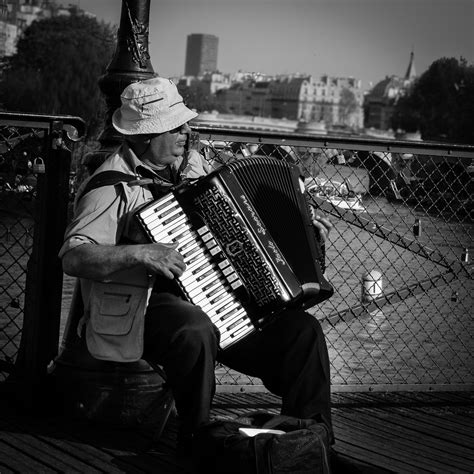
[84,0,156,172]
[51,1,172,428]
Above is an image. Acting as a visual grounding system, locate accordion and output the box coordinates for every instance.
[136,157,333,349]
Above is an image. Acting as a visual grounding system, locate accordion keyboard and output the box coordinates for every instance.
[138,193,255,349]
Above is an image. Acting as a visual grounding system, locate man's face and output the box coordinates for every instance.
[147,122,191,166]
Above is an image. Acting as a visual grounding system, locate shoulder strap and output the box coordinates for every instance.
[76,170,136,202]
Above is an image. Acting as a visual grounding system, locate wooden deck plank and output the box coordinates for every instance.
[331,422,432,474]
[0,431,99,473]
[0,391,472,474]
[0,440,58,473]
[331,441,396,474]
[374,407,473,449]
[345,407,474,462]
[333,419,470,474]
[348,406,474,459]
[334,409,474,471]
[1,415,140,473]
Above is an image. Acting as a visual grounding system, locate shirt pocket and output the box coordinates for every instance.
[90,282,145,336]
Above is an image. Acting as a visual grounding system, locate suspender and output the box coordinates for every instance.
[75,171,137,202]
[76,169,174,202]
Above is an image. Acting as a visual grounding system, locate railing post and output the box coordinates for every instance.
[15,122,71,409]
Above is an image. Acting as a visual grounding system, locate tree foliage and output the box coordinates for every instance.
[0,14,115,138]
[392,57,474,144]
[178,81,215,113]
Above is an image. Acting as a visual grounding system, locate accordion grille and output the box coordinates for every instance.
[226,158,317,283]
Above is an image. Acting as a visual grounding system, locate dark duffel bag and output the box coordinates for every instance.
[192,411,331,474]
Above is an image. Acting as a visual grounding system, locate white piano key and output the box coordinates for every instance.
[179,238,198,253]
[214,298,239,313]
[214,307,245,328]
[176,233,196,249]
[206,287,230,304]
[215,301,241,319]
[217,314,250,335]
[181,272,216,293]
[222,316,252,337]
[200,278,224,293]
[183,252,208,269]
[148,223,187,243]
[139,194,175,219]
[150,209,185,229]
[192,289,233,307]
[187,279,223,300]
[150,219,190,239]
[200,294,235,314]
[142,203,184,227]
[142,201,182,225]
[180,258,210,281]
[220,324,254,348]
[184,250,207,266]
[187,264,215,282]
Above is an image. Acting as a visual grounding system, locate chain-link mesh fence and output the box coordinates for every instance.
[1,118,472,392]
[0,113,84,385]
[0,124,41,381]
[192,128,473,391]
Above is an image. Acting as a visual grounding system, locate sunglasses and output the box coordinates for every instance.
[169,123,190,134]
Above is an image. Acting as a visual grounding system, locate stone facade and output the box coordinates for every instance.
[211,73,364,130]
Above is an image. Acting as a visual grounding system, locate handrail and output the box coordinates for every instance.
[0,112,86,141]
[192,125,474,158]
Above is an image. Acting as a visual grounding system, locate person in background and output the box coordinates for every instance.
[59,77,334,455]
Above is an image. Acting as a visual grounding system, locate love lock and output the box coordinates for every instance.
[33,157,45,174]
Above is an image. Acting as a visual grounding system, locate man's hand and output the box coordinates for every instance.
[310,206,333,243]
[135,242,186,279]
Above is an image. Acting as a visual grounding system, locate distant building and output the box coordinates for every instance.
[364,51,417,130]
[215,77,272,116]
[184,33,218,76]
[212,73,364,130]
[0,0,93,57]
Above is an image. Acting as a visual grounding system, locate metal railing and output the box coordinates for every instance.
[0,113,472,396]
[0,113,85,403]
[191,126,474,392]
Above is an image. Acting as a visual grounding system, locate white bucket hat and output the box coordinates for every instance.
[112,77,198,135]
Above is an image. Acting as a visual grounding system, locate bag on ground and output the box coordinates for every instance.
[192,411,331,474]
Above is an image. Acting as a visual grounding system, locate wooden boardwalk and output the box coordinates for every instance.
[0,391,472,473]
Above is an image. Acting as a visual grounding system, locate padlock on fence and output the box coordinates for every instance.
[361,270,383,303]
[33,157,45,174]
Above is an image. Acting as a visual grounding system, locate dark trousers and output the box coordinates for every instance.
[143,292,332,437]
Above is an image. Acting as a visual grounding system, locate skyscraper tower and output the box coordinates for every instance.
[184,33,218,76]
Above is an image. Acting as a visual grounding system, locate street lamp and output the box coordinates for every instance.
[84,0,156,173]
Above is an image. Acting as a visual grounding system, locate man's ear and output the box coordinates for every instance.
[126,135,151,156]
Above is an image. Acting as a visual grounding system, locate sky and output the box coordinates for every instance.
[77,0,473,91]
